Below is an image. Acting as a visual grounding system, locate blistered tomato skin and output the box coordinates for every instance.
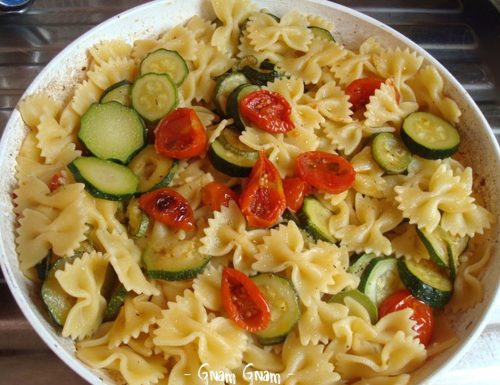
[296,151,355,194]
[221,267,271,332]
[239,151,286,227]
[201,182,239,211]
[138,187,195,231]
[239,90,295,134]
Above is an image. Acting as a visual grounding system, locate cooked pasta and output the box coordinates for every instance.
[12,1,495,385]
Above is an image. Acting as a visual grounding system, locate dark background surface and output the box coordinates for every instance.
[1,1,499,384]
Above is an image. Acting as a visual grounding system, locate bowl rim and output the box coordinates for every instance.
[1,0,500,384]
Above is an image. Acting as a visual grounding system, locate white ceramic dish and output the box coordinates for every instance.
[1,1,499,384]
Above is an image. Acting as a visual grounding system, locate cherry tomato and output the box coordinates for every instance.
[379,289,434,346]
[155,107,207,159]
[345,78,384,112]
[221,267,271,332]
[48,170,68,192]
[295,151,355,194]
[138,187,194,231]
[201,182,239,211]
[239,151,286,227]
[282,176,313,213]
[239,90,295,133]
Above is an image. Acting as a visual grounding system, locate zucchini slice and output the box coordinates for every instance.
[226,83,260,130]
[401,112,460,159]
[416,227,449,268]
[126,198,150,238]
[250,273,300,345]
[41,258,76,327]
[140,49,189,86]
[69,157,139,201]
[207,126,259,177]
[78,102,146,164]
[359,257,403,307]
[308,26,335,41]
[214,72,248,116]
[103,284,127,321]
[128,145,178,193]
[442,232,469,280]
[131,72,178,122]
[241,65,281,86]
[397,259,453,308]
[347,253,378,279]
[297,197,337,243]
[143,238,211,281]
[371,132,412,174]
[329,289,378,324]
[100,80,132,106]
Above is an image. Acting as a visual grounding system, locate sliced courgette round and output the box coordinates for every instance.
[41,258,76,327]
[401,111,460,159]
[359,256,403,307]
[143,238,211,281]
[329,289,378,324]
[371,132,412,174]
[69,157,139,201]
[444,233,469,280]
[131,72,178,122]
[347,253,378,279]
[100,80,132,106]
[78,102,146,164]
[297,196,337,243]
[226,83,260,130]
[126,198,150,238]
[241,65,281,86]
[213,72,248,116]
[416,227,449,268]
[128,145,178,193]
[103,284,127,321]
[207,126,259,177]
[140,49,189,86]
[250,273,300,345]
[308,26,335,42]
[397,258,453,308]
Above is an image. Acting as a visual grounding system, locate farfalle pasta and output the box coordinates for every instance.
[12,1,495,385]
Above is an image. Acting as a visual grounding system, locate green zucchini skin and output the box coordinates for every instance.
[41,258,76,327]
[371,132,412,174]
[226,83,260,130]
[140,49,189,86]
[297,197,337,243]
[250,273,300,345]
[241,65,281,86]
[103,284,128,321]
[126,198,150,239]
[416,228,449,268]
[100,80,132,106]
[359,256,403,307]
[213,72,248,116]
[142,239,211,281]
[69,157,139,201]
[329,289,378,324]
[397,259,453,308]
[347,253,378,279]
[308,26,335,41]
[78,102,146,164]
[401,112,460,159]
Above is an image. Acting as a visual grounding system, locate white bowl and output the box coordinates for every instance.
[1,1,499,384]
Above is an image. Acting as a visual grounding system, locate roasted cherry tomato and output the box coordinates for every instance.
[155,107,207,159]
[283,176,313,213]
[48,170,68,192]
[201,182,239,211]
[345,77,384,112]
[295,151,355,194]
[138,187,194,231]
[239,151,286,227]
[239,89,295,133]
[379,289,434,346]
[221,267,271,332]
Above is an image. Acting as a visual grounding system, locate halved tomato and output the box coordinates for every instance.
[138,187,194,231]
[239,90,294,133]
[345,78,384,112]
[295,151,355,194]
[221,267,271,332]
[201,182,239,211]
[282,176,313,213]
[155,107,207,159]
[239,151,286,227]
